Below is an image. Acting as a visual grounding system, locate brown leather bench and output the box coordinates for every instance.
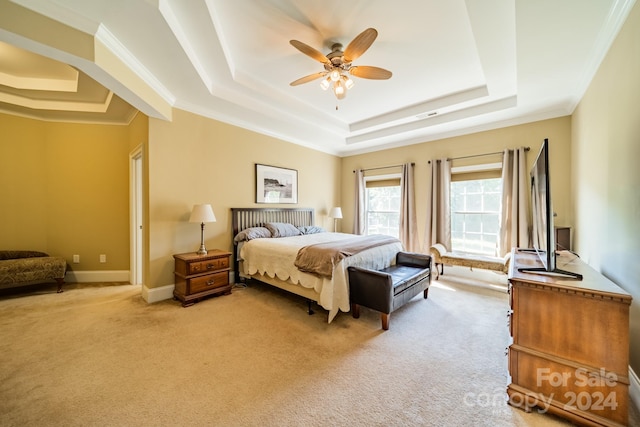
[347,251,431,330]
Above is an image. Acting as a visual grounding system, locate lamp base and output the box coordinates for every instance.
[196,222,208,255]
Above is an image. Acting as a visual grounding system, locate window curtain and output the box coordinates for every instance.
[353,169,366,235]
[423,159,451,251]
[498,147,529,256]
[399,163,419,251]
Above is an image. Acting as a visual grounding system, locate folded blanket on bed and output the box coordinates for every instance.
[294,234,401,278]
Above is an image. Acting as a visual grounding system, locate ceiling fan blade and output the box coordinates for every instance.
[290,40,330,64]
[290,72,327,86]
[343,28,378,63]
[349,66,392,80]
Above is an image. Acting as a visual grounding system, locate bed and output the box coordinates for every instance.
[231,207,403,322]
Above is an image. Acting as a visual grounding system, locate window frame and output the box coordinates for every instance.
[449,162,503,256]
[364,173,401,238]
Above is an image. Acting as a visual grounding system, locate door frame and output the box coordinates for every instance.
[129,146,144,286]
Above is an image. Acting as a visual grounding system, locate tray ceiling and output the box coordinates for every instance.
[0,0,634,155]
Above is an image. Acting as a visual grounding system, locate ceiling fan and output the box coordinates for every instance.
[289,28,392,100]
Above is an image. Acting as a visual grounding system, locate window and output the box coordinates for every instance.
[365,176,400,238]
[450,177,502,256]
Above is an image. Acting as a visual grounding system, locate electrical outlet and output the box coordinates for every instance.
[100,254,106,263]
[73,254,80,263]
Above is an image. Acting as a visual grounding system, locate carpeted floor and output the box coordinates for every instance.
[0,273,637,426]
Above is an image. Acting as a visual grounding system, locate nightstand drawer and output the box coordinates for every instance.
[189,271,229,294]
[188,257,229,275]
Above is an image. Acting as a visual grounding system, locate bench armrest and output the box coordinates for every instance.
[347,266,393,312]
[396,251,431,269]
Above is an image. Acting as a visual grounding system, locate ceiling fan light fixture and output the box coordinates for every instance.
[333,80,346,99]
[289,28,391,102]
[344,76,354,90]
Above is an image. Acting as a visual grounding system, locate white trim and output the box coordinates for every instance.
[141,274,238,304]
[95,24,176,106]
[0,89,113,112]
[141,284,175,303]
[364,173,401,182]
[129,146,144,286]
[451,162,502,173]
[630,366,640,414]
[65,270,130,283]
[159,0,213,91]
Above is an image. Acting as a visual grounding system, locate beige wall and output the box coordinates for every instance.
[1,115,48,249]
[341,117,572,251]
[147,108,341,289]
[0,112,145,271]
[572,1,640,373]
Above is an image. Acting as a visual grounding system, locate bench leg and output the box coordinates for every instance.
[55,278,64,293]
[434,263,443,280]
[351,303,360,318]
[423,288,429,299]
[381,313,389,330]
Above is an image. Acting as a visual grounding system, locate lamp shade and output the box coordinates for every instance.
[329,207,343,219]
[189,204,216,223]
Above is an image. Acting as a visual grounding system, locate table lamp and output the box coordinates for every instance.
[189,204,216,255]
[329,206,343,232]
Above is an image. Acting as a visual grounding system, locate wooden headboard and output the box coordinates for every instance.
[231,207,315,238]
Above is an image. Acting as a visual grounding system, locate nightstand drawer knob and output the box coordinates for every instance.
[206,263,214,269]
[206,279,215,286]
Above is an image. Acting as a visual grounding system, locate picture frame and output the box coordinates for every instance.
[255,164,298,204]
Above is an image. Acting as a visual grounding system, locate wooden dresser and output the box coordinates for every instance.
[173,249,232,307]
[507,249,632,426]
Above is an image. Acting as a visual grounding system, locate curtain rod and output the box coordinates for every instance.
[427,147,531,163]
[448,147,530,161]
[353,162,415,173]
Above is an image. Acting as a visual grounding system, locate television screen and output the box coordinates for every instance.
[519,138,582,279]
[530,139,555,271]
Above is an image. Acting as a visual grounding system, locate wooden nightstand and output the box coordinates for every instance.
[173,249,232,307]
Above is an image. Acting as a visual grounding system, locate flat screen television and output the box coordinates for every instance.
[518,138,582,279]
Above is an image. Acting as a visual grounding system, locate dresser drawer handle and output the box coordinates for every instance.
[206,263,214,270]
[206,279,215,286]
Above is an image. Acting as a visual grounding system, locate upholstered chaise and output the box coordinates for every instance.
[429,243,511,280]
[0,251,67,293]
[347,251,431,330]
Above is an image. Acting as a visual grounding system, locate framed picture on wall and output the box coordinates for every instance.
[255,164,298,204]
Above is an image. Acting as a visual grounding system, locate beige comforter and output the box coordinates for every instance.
[239,232,403,322]
[294,234,401,278]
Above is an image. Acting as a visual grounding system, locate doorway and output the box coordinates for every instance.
[130,147,143,286]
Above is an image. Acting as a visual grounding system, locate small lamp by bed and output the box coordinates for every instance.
[329,207,343,232]
[189,204,216,255]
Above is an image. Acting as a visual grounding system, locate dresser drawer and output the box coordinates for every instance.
[188,257,229,275]
[189,271,229,294]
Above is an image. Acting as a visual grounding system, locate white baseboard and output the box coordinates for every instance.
[140,272,238,304]
[65,270,130,283]
[630,366,640,414]
[142,284,174,303]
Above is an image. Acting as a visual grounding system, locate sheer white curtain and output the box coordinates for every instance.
[399,163,419,251]
[353,169,366,235]
[423,159,451,251]
[498,147,529,256]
